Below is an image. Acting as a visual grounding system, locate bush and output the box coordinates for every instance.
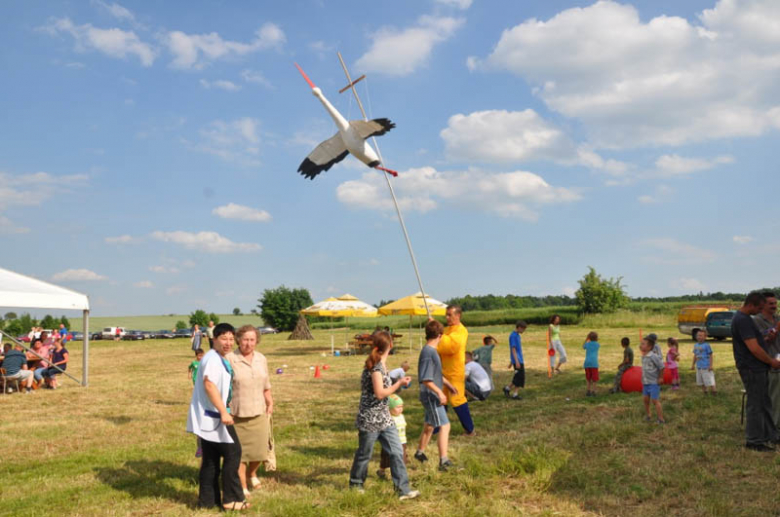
[575,267,629,314]
[175,320,187,330]
[189,310,219,328]
[259,286,313,332]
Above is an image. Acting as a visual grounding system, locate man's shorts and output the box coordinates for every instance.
[696,368,716,387]
[585,367,599,381]
[421,396,449,427]
[512,364,525,388]
[642,383,661,400]
[5,370,32,381]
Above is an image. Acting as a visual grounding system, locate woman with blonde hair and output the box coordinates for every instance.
[228,325,275,498]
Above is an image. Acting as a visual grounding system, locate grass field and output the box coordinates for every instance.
[66,314,266,333]
[2,323,779,516]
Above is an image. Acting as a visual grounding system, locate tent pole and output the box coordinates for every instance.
[82,309,89,387]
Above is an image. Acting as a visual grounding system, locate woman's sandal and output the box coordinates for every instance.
[223,500,250,511]
[250,476,261,489]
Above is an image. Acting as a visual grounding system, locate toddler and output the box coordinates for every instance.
[666,338,680,390]
[610,337,634,393]
[692,329,716,394]
[377,394,407,479]
[189,348,205,385]
[583,331,600,397]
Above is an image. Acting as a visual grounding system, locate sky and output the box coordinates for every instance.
[2,0,779,316]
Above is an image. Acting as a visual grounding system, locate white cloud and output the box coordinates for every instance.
[212,203,271,222]
[165,285,186,295]
[472,0,780,148]
[0,171,88,215]
[653,154,734,176]
[134,280,154,288]
[199,79,241,92]
[149,265,180,274]
[240,69,272,88]
[673,277,706,292]
[92,1,135,23]
[0,215,30,234]
[52,269,107,281]
[40,17,155,66]
[640,238,717,264]
[733,235,754,244]
[337,166,579,221]
[105,234,136,244]
[637,184,674,204]
[434,0,473,9]
[441,109,577,163]
[355,15,464,76]
[151,230,261,253]
[186,117,261,166]
[167,23,285,69]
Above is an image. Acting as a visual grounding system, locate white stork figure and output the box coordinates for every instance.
[295,63,397,180]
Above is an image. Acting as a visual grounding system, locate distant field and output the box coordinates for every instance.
[68,314,266,333]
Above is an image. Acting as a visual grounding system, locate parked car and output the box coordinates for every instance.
[174,328,193,338]
[90,332,103,340]
[257,326,279,335]
[123,330,146,341]
[101,327,127,339]
[677,306,730,338]
[705,310,736,340]
[16,335,31,343]
[153,329,176,339]
[140,330,154,339]
[68,331,84,341]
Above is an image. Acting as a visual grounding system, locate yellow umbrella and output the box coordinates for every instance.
[301,294,377,351]
[378,292,447,349]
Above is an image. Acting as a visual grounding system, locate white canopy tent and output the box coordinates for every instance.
[0,267,90,387]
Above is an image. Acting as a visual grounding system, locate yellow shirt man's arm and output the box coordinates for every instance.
[439,324,468,356]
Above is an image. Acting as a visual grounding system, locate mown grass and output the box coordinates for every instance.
[1,322,778,516]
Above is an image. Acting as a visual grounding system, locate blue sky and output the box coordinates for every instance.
[2,0,779,316]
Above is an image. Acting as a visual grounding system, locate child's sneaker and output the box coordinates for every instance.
[656,419,666,424]
[413,450,428,463]
[195,447,202,458]
[511,393,522,400]
[399,490,420,501]
[438,459,454,472]
[503,386,510,398]
[644,415,652,422]
[350,484,365,494]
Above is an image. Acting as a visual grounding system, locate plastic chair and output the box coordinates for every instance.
[0,368,21,394]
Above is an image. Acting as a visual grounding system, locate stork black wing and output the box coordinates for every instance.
[297,133,350,180]
[349,118,396,139]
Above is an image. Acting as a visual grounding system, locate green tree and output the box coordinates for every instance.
[189,310,220,327]
[4,312,17,320]
[18,313,38,334]
[60,315,71,329]
[575,267,629,314]
[40,315,57,329]
[259,286,313,332]
[4,319,23,336]
[233,307,242,316]
[175,320,188,330]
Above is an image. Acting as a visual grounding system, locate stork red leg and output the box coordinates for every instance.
[375,165,398,177]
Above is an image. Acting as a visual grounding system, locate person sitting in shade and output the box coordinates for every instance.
[464,352,492,401]
[2,343,34,394]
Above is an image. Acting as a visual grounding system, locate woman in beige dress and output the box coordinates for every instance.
[228,325,274,497]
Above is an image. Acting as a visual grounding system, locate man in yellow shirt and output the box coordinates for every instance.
[436,305,475,436]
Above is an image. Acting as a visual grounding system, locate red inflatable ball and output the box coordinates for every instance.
[548,348,555,356]
[620,366,643,393]
[621,365,672,393]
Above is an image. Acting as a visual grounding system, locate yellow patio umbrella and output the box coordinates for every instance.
[378,292,447,349]
[301,294,377,351]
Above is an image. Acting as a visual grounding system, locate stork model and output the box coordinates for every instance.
[294,63,398,180]
[294,54,432,318]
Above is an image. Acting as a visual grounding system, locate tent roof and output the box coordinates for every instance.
[0,267,90,311]
[377,292,447,316]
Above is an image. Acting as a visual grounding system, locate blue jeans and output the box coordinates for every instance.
[349,425,411,495]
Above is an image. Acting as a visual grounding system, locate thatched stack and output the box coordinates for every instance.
[288,314,314,340]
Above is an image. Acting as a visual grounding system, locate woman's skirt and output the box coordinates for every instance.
[233,414,270,462]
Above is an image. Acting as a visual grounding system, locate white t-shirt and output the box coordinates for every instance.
[388,367,406,382]
[465,361,492,392]
[187,349,234,443]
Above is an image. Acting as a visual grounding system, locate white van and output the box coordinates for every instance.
[101,327,127,339]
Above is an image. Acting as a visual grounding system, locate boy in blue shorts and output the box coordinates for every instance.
[415,319,457,472]
[641,336,665,423]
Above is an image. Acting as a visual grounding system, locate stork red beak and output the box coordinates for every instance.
[294,63,316,89]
